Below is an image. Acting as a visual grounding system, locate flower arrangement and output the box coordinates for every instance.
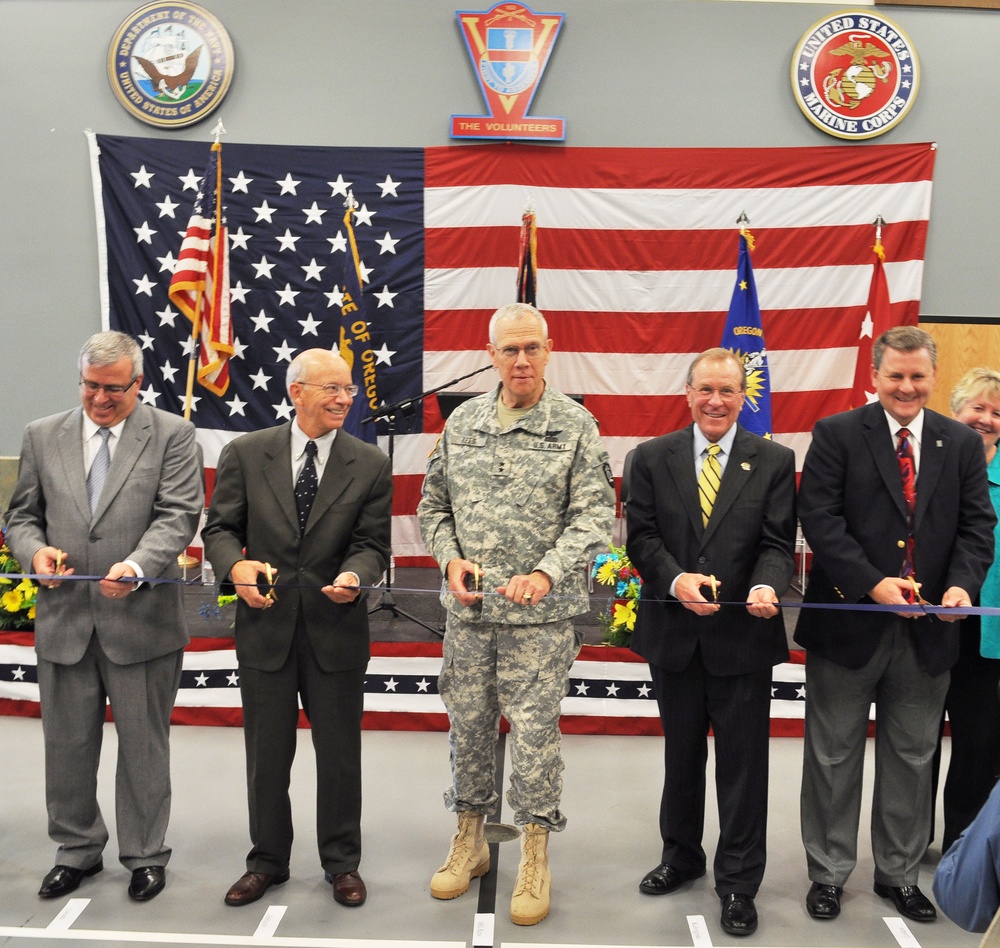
[0,529,38,630]
[591,544,642,647]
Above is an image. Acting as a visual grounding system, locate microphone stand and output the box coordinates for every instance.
[362,364,494,636]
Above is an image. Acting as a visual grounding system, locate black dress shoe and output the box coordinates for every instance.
[874,883,937,922]
[38,861,103,898]
[720,893,758,936]
[806,882,843,919]
[128,866,165,901]
[224,869,291,906]
[639,863,706,895]
[329,869,367,906]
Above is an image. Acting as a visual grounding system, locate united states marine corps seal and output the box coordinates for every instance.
[790,10,919,141]
[107,2,234,128]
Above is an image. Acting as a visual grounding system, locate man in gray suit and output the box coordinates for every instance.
[626,347,796,937]
[204,348,391,909]
[5,330,203,902]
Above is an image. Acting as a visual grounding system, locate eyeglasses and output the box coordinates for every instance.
[688,385,743,402]
[495,344,546,362]
[80,378,139,397]
[298,382,359,397]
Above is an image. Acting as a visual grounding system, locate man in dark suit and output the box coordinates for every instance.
[626,347,796,937]
[203,348,391,909]
[5,330,203,902]
[796,326,996,924]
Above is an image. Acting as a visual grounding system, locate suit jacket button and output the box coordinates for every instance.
[897,539,906,548]
[698,556,707,565]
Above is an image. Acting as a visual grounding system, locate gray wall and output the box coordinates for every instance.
[2,0,997,454]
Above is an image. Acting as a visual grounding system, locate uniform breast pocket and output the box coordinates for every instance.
[516,442,574,507]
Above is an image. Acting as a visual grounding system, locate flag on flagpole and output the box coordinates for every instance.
[517,206,537,306]
[335,194,378,443]
[168,140,233,400]
[850,238,891,408]
[720,230,773,438]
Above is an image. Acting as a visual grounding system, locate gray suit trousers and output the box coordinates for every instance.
[36,633,183,870]
[800,622,949,887]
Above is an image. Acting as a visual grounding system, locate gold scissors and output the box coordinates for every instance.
[263,563,278,605]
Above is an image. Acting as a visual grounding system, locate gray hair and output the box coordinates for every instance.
[872,326,937,369]
[950,367,1000,414]
[686,347,747,391]
[79,331,143,377]
[488,303,549,346]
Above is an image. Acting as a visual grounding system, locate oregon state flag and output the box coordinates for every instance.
[720,231,772,439]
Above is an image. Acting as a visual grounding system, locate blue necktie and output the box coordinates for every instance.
[87,427,111,512]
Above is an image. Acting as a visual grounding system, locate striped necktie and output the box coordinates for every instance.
[698,443,722,527]
[87,427,111,513]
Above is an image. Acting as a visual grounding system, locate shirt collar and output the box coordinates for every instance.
[883,408,924,446]
[693,422,738,459]
[82,413,127,441]
[291,420,337,465]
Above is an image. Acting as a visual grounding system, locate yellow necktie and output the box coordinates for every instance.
[698,444,722,527]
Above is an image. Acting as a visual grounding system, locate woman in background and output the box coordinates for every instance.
[933,367,1000,852]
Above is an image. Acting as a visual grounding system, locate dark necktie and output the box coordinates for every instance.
[896,427,917,595]
[87,427,111,513]
[295,440,319,535]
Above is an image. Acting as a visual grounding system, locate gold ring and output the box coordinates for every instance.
[523,592,532,602]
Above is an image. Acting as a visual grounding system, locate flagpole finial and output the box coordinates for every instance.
[523,196,536,214]
[736,210,750,229]
[211,119,227,143]
[344,189,359,211]
[873,213,886,244]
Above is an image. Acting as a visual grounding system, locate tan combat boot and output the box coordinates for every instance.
[510,822,551,925]
[430,812,490,899]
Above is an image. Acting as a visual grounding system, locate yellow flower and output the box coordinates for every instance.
[16,578,34,595]
[28,605,36,621]
[612,598,637,631]
[595,561,620,586]
[2,589,24,612]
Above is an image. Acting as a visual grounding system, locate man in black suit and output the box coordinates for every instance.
[203,348,392,908]
[796,326,995,923]
[626,347,796,937]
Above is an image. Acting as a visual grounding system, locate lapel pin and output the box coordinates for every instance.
[936,440,943,447]
[741,461,751,471]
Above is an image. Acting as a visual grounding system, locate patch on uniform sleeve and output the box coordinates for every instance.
[603,461,614,487]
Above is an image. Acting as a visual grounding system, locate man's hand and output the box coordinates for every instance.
[939,586,973,623]
[322,572,361,604]
[868,576,921,618]
[99,562,137,600]
[230,559,274,610]
[498,570,552,607]
[32,547,75,589]
[446,558,484,607]
[746,585,779,619]
[674,572,721,616]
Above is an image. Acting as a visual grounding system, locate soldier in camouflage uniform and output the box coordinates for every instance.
[417,303,615,926]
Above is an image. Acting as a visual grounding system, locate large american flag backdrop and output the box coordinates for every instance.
[89,134,936,565]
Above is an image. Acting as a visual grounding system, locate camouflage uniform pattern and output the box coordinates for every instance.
[418,384,615,831]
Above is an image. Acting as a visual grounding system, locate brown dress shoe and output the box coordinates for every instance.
[330,870,367,906]
[224,869,290,906]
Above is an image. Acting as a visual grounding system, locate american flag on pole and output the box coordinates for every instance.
[167,139,233,400]
[88,135,935,563]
